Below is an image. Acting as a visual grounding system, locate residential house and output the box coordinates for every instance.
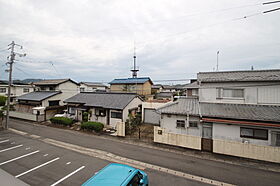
[0,80,34,104]
[15,79,79,121]
[64,92,143,128]
[154,69,280,163]
[154,92,173,101]
[151,84,163,94]
[109,77,153,96]
[184,80,199,98]
[79,82,108,92]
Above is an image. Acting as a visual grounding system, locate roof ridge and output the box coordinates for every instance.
[200,102,280,108]
[198,69,280,74]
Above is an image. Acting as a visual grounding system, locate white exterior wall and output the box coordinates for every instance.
[122,97,143,123]
[0,85,33,97]
[213,123,272,146]
[199,82,280,105]
[79,83,106,92]
[41,81,79,107]
[160,114,202,137]
[89,108,107,124]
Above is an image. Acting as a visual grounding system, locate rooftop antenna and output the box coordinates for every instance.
[131,42,139,78]
[251,66,254,70]
[216,50,219,71]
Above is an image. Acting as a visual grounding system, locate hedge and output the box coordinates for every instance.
[81,121,104,132]
[50,117,73,126]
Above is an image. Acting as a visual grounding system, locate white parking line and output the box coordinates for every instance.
[0,150,40,166]
[44,154,48,157]
[15,157,60,178]
[0,139,9,144]
[66,162,71,165]
[50,166,85,186]
[0,145,23,153]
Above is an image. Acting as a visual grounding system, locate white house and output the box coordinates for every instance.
[15,79,79,121]
[0,80,34,104]
[79,82,108,92]
[64,92,143,128]
[154,69,280,163]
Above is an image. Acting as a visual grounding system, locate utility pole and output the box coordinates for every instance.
[5,41,26,129]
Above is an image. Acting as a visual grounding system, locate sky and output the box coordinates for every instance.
[0,0,279,84]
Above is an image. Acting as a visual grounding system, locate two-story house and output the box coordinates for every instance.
[109,77,153,96]
[154,69,280,163]
[15,79,79,121]
[0,80,34,104]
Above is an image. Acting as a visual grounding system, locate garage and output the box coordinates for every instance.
[144,108,160,125]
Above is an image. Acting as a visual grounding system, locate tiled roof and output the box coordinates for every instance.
[156,97,280,122]
[109,77,152,85]
[201,102,280,122]
[156,98,200,116]
[198,69,280,82]
[155,92,173,98]
[65,92,140,110]
[183,81,198,89]
[34,79,78,85]
[17,91,61,101]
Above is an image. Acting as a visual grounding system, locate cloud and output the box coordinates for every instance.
[0,0,279,83]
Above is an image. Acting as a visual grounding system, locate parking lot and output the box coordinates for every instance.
[0,131,205,186]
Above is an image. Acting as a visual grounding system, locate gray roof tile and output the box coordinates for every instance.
[17,91,61,101]
[156,98,200,116]
[201,102,280,122]
[65,92,140,110]
[198,69,280,82]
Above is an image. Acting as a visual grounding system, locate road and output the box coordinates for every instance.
[0,119,279,186]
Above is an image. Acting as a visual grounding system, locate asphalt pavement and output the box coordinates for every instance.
[1,119,280,186]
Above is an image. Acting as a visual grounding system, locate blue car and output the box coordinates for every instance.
[82,163,149,186]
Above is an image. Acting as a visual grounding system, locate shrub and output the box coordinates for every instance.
[50,117,73,126]
[82,112,89,122]
[81,121,104,132]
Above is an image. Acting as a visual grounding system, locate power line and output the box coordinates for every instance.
[263,1,280,5]
[263,7,280,13]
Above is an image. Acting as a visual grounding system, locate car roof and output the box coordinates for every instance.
[82,163,137,186]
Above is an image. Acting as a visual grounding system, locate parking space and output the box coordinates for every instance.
[0,132,109,186]
[0,131,208,186]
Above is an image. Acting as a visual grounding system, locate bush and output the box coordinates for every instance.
[81,121,104,132]
[0,96,6,106]
[50,117,73,126]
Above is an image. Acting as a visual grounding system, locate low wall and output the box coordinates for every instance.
[154,126,201,150]
[9,111,37,121]
[213,139,280,163]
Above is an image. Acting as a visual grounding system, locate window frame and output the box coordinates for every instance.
[217,88,244,99]
[111,111,122,119]
[48,100,60,106]
[240,127,268,140]
[95,109,106,117]
[23,88,30,93]
[189,121,198,128]
[176,120,186,128]
[0,88,6,93]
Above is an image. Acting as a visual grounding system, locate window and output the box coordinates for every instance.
[0,88,6,93]
[23,88,29,93]
[217,88,244,99]
[176,120,185,128]
[95,109,106,117]
[271,132,280,146]
[80,87,85,92]
[127,174,140,186]
[49,86,55,91]
[111,111,122,119]
[49,100,60,106]
[189,121,198,128]
[240,127,268,140]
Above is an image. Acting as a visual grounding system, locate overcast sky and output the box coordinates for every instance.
[0,0,279,84]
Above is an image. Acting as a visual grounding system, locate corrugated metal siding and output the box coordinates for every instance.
[258,87,280,104]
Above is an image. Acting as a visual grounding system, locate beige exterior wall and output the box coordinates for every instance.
[154,126,201,150]
[110,81,152,95]
[213,139,280,163]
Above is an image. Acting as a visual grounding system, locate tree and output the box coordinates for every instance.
[0,96,7,107]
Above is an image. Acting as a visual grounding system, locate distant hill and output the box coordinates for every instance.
[21,79,43,84]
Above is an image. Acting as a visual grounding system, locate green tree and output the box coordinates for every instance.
[0,96,7,106]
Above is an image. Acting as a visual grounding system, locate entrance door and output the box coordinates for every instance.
[202,123,213,152]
